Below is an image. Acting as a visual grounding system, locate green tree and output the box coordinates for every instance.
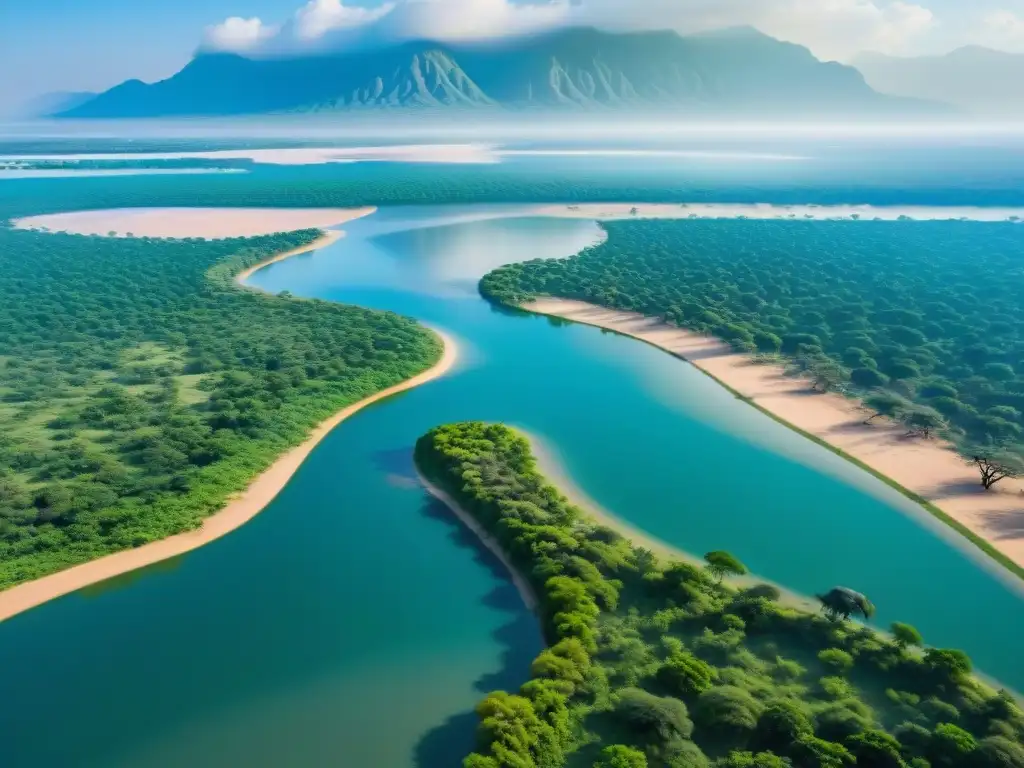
[928,723,976,767]
[863,392,910,424]
[890,623,923,652]
[902,407,946,439]
[594,744,648,768]
[791,735,856,768]
[704,551,748,583]
[753,699,813,754]
[658,652,716,697]
[818,649,855,676]
[694,686,763,740]
[974,736,1024,768]
[845,729,907,768]
[717,751,790,768]
[613,688,694,749]
[924,649,972,684]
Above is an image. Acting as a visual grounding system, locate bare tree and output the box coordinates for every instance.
[966,452,1024,490]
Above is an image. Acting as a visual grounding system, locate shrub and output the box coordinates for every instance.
[818,649,855,676]
[928,723,977,767]
[845,729,907,768]
[658,652,716,697]
[753,699,813,754]
[613,688,694,747]
[594,744,648,768]
[694,686,763,741]
[816,701,874,741]
[974,736,1024,768]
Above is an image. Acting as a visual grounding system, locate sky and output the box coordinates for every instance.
[3,0,1024,109]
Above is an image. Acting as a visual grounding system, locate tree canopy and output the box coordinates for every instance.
[415,422,1022,768]
[0,226,439,586]
[481,219,1024,463]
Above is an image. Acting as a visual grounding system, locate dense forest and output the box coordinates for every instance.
[481,219,1024,465]
[6,158,1024,224]
[0,225,440,587]
[416,422,1024,768]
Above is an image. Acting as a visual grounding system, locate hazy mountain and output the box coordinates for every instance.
[62,27,942,118]
[854,46,1024,116]
[13,91,96,118]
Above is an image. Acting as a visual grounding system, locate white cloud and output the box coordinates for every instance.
[976,9,1024,51]
[197,0,951,61]
[569,0,936,60]
[294,0,395,40]
[376,0,572,42]
[203,17,278,52]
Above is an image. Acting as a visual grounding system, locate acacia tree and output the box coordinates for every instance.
[862,391,909,425]
[902,407,946,439]
[817,587,876,623]
[964,451,1024,490]
[704,551,748,583]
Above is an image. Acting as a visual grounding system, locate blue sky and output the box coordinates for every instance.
[2,0,1022,109]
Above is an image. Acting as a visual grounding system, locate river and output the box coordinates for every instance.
[1,205,1021,767]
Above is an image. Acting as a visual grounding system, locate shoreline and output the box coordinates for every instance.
[234,230,344,284]
[522,298,1024,581]
[523,428,821,613]
[416,469,540,613]
[0,228,456,623]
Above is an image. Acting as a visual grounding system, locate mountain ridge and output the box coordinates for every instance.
[62,27,946,118]
[853,46,1024,116]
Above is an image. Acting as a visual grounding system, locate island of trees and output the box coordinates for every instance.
[481,219,1024,487]
[416,422,1024,768]
[0,224,440,587]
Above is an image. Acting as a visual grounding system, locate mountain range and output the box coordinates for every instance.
[853,46,1024,117]
[60,27,941,119]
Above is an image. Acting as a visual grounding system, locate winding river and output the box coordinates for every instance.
[2,205,1022,767]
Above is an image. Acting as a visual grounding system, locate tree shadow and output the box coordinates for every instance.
[979,507,1024,541]
[410,477,543,768]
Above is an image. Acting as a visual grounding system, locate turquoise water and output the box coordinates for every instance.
[1,205,1022,767]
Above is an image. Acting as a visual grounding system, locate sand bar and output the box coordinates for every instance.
[13,206,376,239]
[525,298,1024,574]
[0,224,456,622]
[536,202,1024,223]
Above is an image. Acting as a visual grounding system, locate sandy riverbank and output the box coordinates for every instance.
[0,224,456,622]
[525,299,1024,575]
[417,471,539,613]
[0,332,456,622]
[235,230,344,283]
[536,202,1024,223]
[13,206,377,239]
[524,428,821,612]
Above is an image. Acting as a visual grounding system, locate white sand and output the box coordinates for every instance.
[13,206,376,239]
[536,202,1024,223]
[526,299,1024,572]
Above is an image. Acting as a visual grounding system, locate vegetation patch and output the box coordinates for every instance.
[0,225,440,588]
[416,422,1023,768]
